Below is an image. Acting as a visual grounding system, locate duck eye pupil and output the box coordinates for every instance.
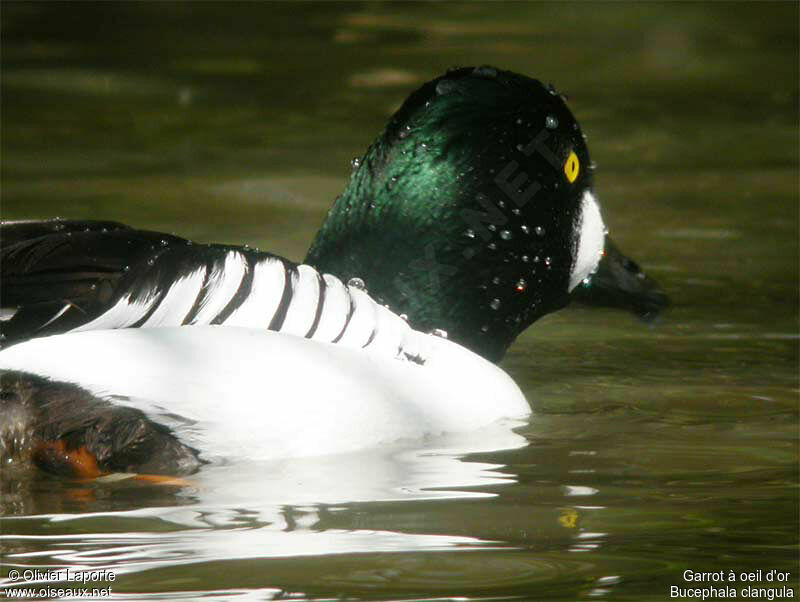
[564,151,579,183]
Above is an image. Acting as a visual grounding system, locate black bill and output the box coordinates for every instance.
[570,236,670,323]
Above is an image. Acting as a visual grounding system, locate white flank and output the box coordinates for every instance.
[569,190,606,291]
[310,273,350,342]
[140,267,207,327]
[280,264,321,337]
[188,251,247,324]
[0,327,530,461]
[224,257,286,328]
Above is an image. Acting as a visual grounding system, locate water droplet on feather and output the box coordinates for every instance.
[348,277,366,291]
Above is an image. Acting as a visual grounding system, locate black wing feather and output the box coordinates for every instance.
[0,220,192,346]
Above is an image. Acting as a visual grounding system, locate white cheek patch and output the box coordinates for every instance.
[569,190,606,292]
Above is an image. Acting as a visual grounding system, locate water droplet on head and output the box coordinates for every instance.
[544,256,552,267]
[351,157,361,169]
[481,324,489,333]
[488,224,497,232]
[436,79,456,95]
[490,298,501,311]
[516,143,525,152]
[464,228,476,239]
[90,284,97,291]
[472,65,497,78]
[147,258,155,266]
[545,115,559,129]
[430,328,448,339]
[160,239,168,246]
[492,276,501,285]
[512,208,521,216]
[520,224,530,235]
[521,254,530,263]
[500,229,512,240]
[515,117,523,125]
[347,277,366,291]
[488,242,497,250]
[535,226,545,236]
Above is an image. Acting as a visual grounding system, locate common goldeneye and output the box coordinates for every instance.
[0,66,667,478]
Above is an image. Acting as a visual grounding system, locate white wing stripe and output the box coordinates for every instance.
[189,251,248,324]
[140,267,208,327]
[280,264,322,337]
[336,287,376,349]
[71,291,161,332]
[224,257,287,329]
[38,303,72,330]
[311,274,350,342]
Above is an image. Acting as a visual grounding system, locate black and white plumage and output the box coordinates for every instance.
[1,219,416,359]
[0,219,531,465]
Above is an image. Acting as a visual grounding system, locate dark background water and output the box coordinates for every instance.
[1,2,798,601]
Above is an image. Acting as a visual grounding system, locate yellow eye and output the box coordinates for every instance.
[564,151,579,183]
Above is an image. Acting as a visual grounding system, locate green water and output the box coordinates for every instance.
[1,2,798,601]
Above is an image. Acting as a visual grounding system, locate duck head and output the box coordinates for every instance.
[306,66,608,362]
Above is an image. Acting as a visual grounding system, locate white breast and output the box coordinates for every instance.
[0,326,529,461]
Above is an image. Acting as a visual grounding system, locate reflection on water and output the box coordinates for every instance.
[0,419,638,598]
[3,426,529,584]
[1,1,798,601]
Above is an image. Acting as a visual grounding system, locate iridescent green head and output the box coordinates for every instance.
[306,66,605,361]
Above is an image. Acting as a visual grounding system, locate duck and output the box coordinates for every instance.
[0,66,667,478]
